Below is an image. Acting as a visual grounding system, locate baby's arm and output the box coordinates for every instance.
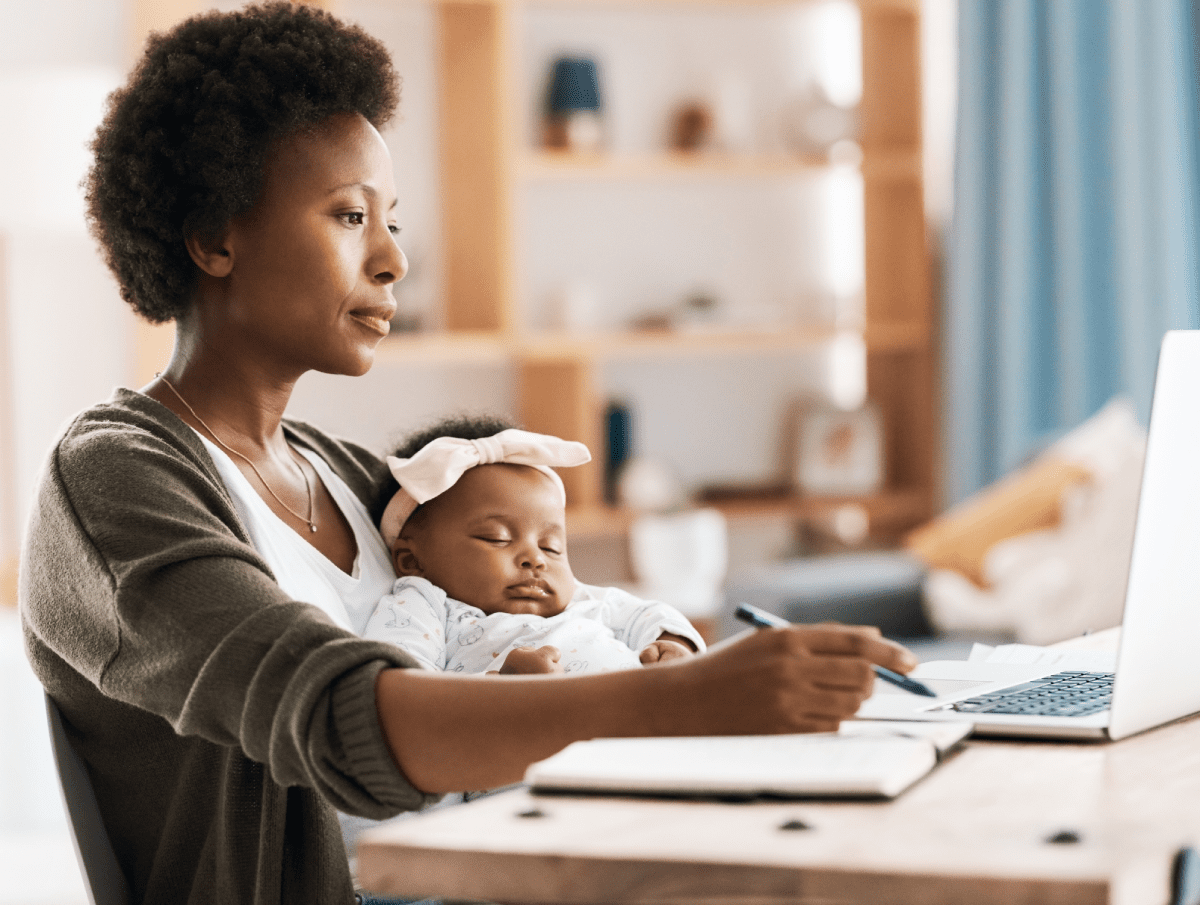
[498,645,564,675]
[581,584,706,663]
[362,577,451,671]
[639,633,696,665]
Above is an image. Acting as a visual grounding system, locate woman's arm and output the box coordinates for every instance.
[376,623,916,792]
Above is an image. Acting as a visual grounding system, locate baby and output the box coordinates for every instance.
[367,416,706,675]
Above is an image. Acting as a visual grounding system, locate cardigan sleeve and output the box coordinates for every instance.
[20,398,438,817]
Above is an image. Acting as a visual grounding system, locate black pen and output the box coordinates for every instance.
[734,603,937,698]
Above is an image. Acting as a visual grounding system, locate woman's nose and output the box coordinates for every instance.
[370,223,407,285]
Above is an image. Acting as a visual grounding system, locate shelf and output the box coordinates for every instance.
[521,149,920,182]
[566,488,932,540]
[374,322,929,366]
[425,0,920,11]
[422,0,934,540]
[375,322,930,365]
[516,326,840,360]
[373,331,509,365]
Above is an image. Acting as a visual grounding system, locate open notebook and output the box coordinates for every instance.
[525,723,968,800]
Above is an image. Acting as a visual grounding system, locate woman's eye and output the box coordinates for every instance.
[341,211,365,226]
[388,224,401,236]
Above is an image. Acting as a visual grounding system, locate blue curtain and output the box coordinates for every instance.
[945,0,1200,504]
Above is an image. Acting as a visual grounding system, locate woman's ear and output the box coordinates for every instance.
[391,537,424,577]
[185,232,234,278]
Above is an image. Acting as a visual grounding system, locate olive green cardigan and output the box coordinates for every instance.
[20,388,438,904]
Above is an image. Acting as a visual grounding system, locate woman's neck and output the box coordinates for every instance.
[143,327,298,451]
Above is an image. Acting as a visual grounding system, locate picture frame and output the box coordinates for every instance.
[793,402,884,497]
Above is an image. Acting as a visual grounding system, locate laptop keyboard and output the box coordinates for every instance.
[949,671,1114,718]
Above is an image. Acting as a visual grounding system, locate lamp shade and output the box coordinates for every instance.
[546,57,602,113]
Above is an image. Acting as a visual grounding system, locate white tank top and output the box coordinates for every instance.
[194,432,396,635]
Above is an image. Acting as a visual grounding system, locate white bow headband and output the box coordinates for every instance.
[380,428,592,547]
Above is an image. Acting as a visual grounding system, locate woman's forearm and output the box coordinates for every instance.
[375,624,919,793]
[375,664,667,791]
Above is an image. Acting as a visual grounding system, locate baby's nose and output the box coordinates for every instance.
[518,547,546,570]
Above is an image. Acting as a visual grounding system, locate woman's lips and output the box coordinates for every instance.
[349,312,392,337]
[349,302,397,337]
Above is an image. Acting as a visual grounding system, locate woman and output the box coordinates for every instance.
[19,4,917,904]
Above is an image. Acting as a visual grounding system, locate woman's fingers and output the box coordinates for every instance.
[790,624,918,673]
[800,653,875,692]
[664,624,921,734]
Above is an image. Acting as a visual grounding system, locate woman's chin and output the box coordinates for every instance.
[310,345,380,378]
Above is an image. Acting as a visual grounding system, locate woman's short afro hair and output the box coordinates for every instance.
[86,1,400,323]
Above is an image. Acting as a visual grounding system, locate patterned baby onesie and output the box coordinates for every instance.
[364,576,706,674]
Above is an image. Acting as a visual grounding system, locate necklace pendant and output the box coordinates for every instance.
[309,523,318,533]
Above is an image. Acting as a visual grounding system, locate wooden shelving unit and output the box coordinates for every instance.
[129,0,935,540]
[427,0,934,537]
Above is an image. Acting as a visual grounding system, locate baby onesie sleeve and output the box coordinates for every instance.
[362,576,451,671]
[578,584,708,655]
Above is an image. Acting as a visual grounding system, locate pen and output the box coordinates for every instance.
[734,603,937,698]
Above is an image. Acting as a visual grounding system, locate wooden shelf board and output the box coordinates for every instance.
[516,326,837,360]
[429,0,920,10]
[374,322,929,366]
[522,149,919,182]
[566,489,931,539]
[701,487,931,524]
[373,330,510,365]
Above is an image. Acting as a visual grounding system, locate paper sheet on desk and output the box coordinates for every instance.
[967,642,1117,673]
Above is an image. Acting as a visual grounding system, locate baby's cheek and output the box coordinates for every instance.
[562,571,576,600]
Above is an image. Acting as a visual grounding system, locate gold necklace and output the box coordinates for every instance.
[158,375,317,533]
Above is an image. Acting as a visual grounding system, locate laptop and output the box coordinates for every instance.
[856,329,1200,741]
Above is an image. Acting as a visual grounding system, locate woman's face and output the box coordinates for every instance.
[395,464,578,617]
[218,112,406,378]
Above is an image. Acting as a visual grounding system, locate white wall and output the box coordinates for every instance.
[0,67,131,565]
[0,4,131,849]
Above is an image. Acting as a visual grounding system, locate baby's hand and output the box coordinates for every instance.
[500,645,564,675]
[640,639,695,665]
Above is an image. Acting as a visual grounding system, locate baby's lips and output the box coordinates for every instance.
[506,582,550,598]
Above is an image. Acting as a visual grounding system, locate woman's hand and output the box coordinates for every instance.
[649,624,918,736]
[499,645,564,675]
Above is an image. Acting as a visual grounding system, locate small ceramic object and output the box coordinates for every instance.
[617,456,683,512]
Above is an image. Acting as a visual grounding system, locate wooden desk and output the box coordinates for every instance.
[358,633,1198,905]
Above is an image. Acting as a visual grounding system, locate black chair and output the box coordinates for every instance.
[44,694,130,905]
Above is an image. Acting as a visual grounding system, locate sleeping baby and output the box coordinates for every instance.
[367,416,705,674]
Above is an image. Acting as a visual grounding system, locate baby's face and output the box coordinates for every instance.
[393,463,576,617]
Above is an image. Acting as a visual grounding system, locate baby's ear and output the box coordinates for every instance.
[391,537,424,577]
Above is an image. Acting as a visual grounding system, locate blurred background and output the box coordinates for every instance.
[3,0,1198,901]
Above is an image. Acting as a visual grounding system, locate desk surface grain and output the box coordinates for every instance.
[358,710,1200,905]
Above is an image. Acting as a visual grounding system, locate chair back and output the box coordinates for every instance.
[44,694,131,905]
